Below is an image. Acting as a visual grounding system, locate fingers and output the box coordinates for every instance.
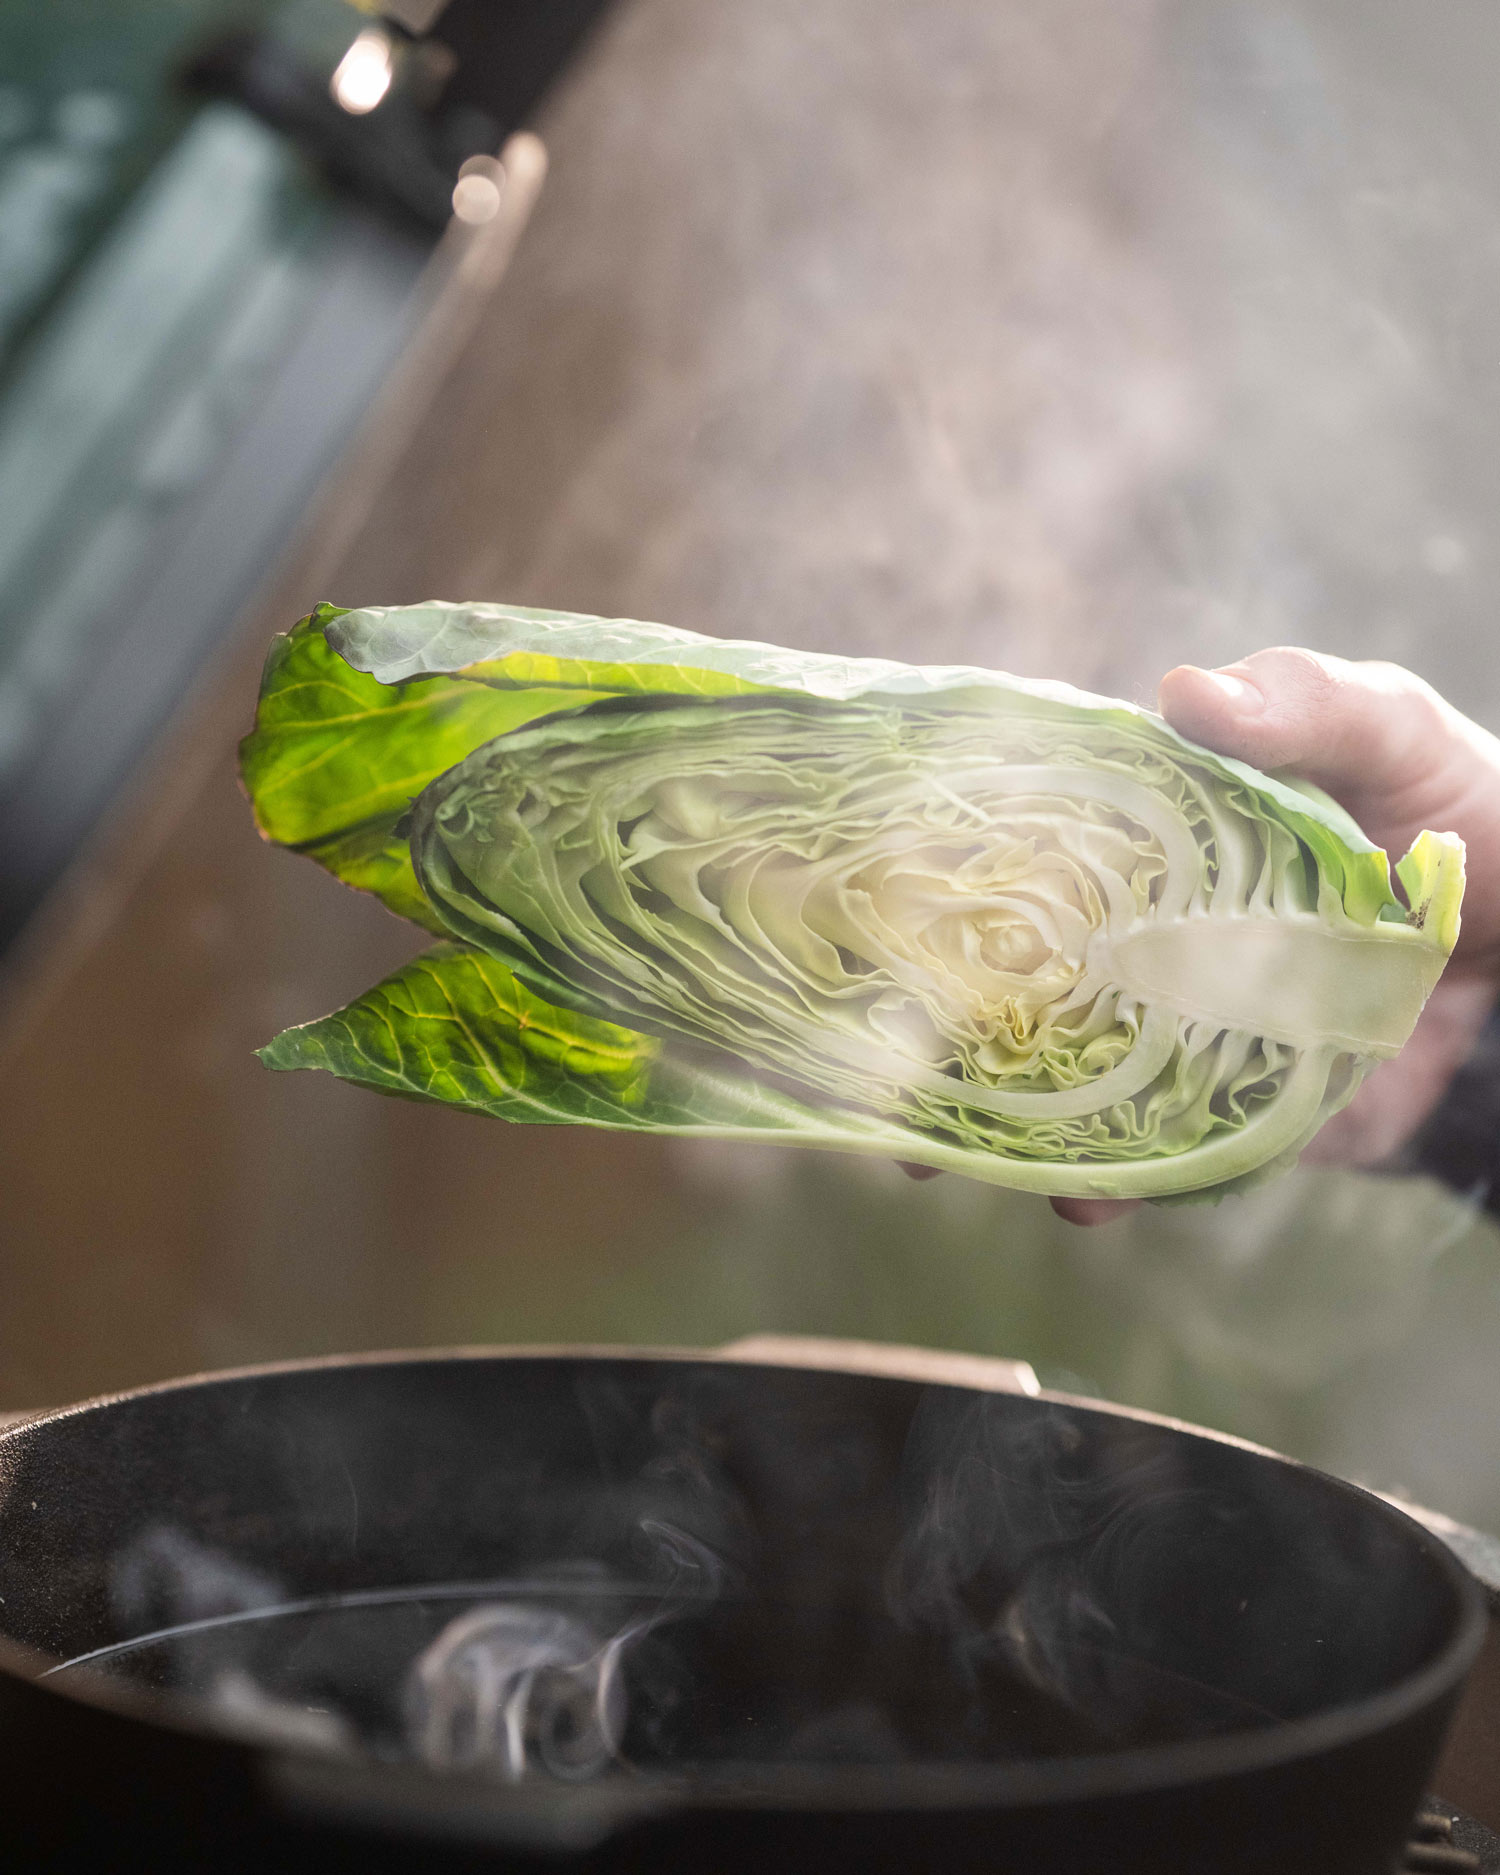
[1159,647,1500,973]
[1050,1196,1138,1226]
[1158,648,1449,807]
[903,1165,1137,1224]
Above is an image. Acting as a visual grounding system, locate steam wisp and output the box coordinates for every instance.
[404,1517,726,1781]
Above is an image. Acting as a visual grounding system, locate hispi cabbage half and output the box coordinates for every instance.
[240,602,1463,1202]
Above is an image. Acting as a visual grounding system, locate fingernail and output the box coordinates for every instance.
[1205,670,1263,709]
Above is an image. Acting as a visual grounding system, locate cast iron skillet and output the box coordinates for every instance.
[0,1344,1484,1873]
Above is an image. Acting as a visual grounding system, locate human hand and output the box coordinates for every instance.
[1050,648,1500,1226]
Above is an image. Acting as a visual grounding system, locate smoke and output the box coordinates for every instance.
[110,1522,282,1634]
[102,1523,355,1755]
[500,0,1200,683]
[405,1604,631,1780]
[78,1518,729,1778]
[884,1388,1252,1741]
[65,1375,1290,1776]
[404,1517,727,1782]
[887,1394,1112,1686]
[432,0,1500,730]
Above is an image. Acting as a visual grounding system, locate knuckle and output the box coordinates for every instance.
[1242,646,1341,713]
[1364,660,1446,722]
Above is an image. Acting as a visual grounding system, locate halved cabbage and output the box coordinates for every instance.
[243,602,1464,1201]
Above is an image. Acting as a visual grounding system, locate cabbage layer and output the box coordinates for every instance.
[245,602,1465,1201]
[409,695,1457,1192]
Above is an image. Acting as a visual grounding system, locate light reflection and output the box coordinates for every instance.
[452,167,504,225]
[330,30,395,116]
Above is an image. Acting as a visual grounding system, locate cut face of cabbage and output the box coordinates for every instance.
[243,602,1464,1201]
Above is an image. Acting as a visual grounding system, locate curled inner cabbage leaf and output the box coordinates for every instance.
[243,602,1464,1202]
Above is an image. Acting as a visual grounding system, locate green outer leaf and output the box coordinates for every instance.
[259,943,660,1121]
[258,945,1343,1199]
[457,649,779,700]
[325,601,1408,926]
[300,821,451,937]
[239,605,608,925]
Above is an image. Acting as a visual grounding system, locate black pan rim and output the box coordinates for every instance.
[0,1343,1486,1816]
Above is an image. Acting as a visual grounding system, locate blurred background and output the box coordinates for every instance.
[1,0,1497,1529]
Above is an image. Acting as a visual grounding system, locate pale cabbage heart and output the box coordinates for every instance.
[408,695,1458,1193]
[246,601,1463,1202]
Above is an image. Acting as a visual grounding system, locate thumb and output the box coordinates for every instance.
[1158,646,1500,975]
[1157,648,1449,807]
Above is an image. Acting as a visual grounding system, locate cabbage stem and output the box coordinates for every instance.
[1105,916,1444,1059]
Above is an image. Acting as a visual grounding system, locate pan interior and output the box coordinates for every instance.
[0,1356,1475,1785]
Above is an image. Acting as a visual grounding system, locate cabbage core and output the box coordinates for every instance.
[408,694,1453,1190]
